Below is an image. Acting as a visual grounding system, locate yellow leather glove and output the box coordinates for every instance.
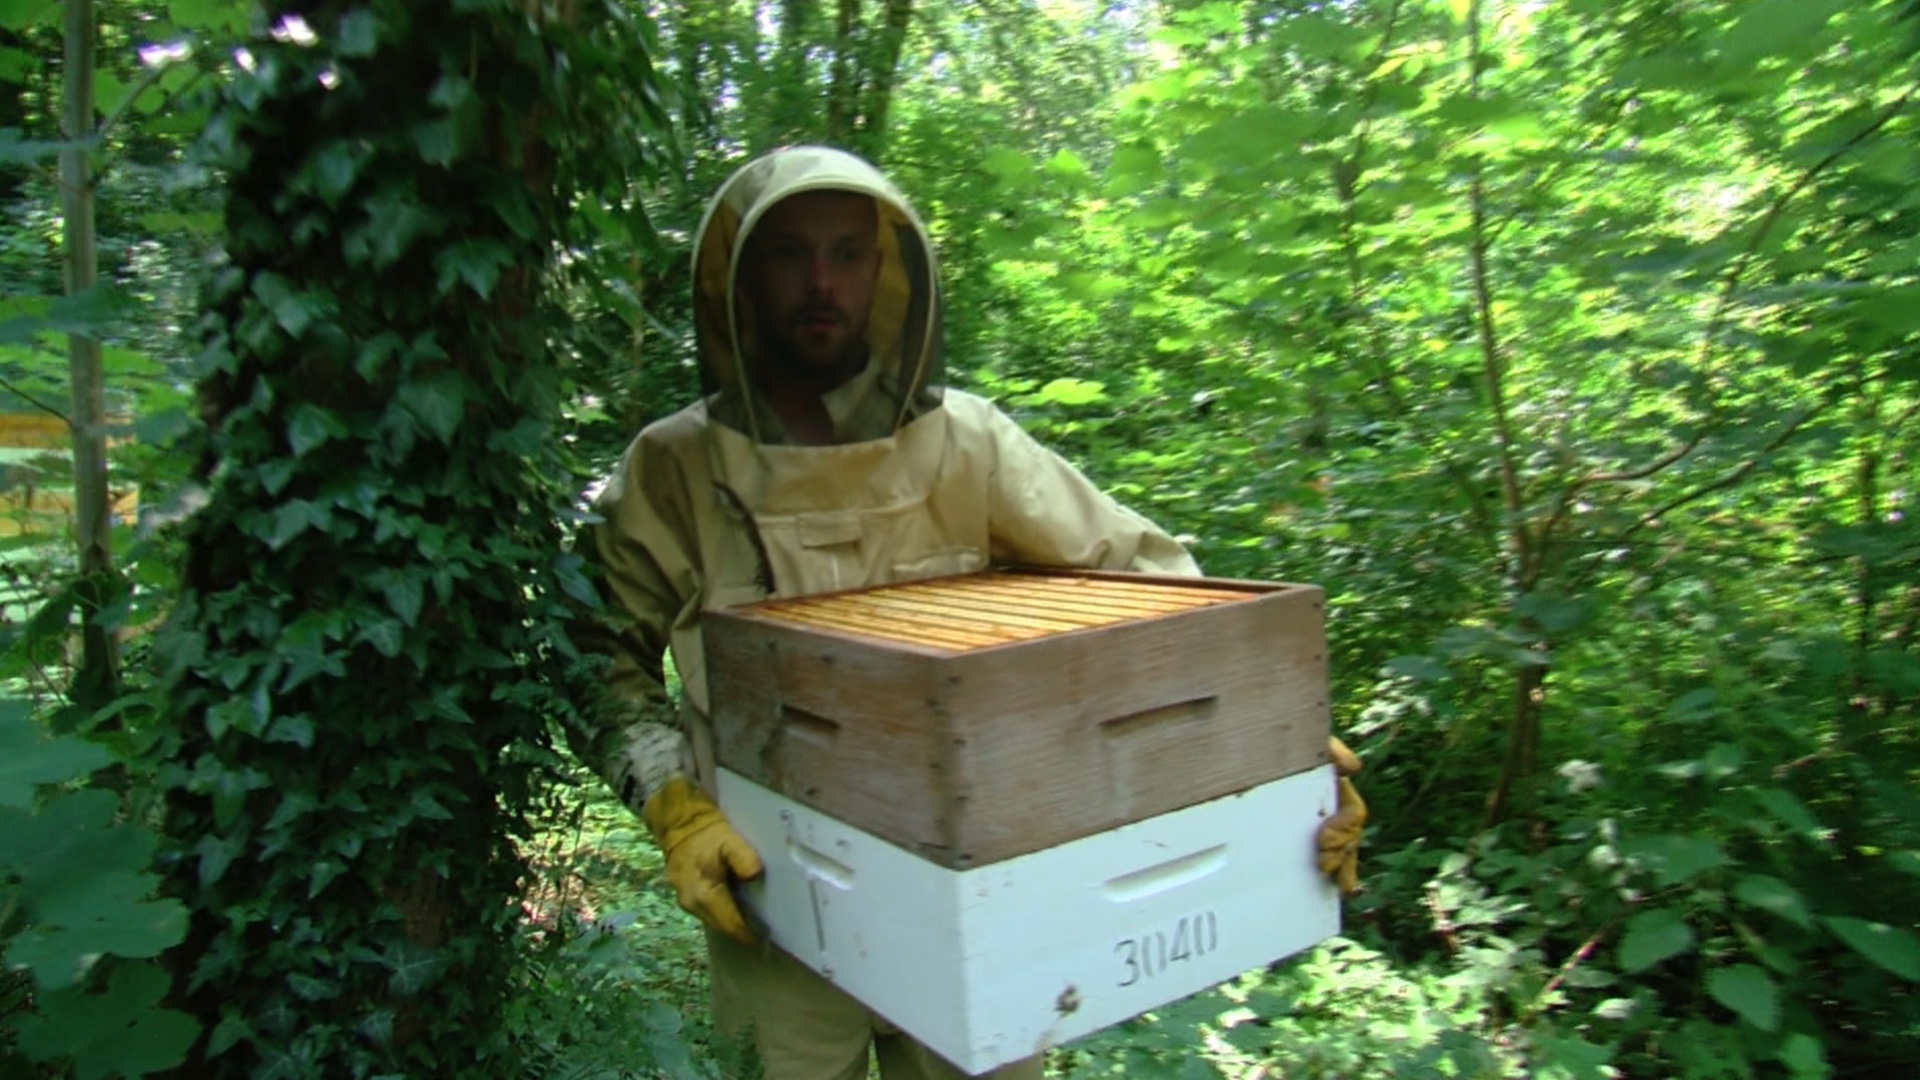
[641,777,764,945]
[1317,737,1367,896]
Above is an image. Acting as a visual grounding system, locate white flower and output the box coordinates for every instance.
[1558,759,1603,793]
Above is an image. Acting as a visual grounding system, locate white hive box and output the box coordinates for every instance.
[718,765,1341,1075]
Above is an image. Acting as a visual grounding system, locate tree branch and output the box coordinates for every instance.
[95,62,175,144]
[1620,401,1825,541]
[0,375,71,424]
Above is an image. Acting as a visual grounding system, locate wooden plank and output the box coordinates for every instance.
[1015,567,1283,598]
[939,585,1328,865]
[759,604,1010,650]
[936,572,1247,606]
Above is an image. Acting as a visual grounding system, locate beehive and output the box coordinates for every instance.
[703,569,1329,869]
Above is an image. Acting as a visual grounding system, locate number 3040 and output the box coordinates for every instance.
[1114,911,1219,987]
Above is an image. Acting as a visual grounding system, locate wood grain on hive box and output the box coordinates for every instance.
[702,570,1330,868]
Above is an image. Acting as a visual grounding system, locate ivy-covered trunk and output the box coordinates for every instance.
[148,3,653,1075]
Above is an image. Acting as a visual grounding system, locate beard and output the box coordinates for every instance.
[759,305,869,391]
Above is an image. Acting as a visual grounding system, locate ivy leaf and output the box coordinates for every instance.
[433,239,515,300]
[379,570,425,626]
[286,972,338,1002]
[206,1012,252,1058]
[266,714,315,749]
[286,403,347,458]
[0,703,113,807]
[1732,874,1814,929]
[267,501,317,550]
[489,185,538,239]
[1592,998,1636,1022]
[412,118,458,165]
[1824,917,1920,981]
[553,552,599,609]
[1618,908,1695,972]
[250,272,321,339]
[346,190,444,269]
[360,619,403,658]
[385,942,448,997]
[194,829,246,889]
[398,374,467,443]
[1706,964,1779,1032]
[410,789,454,821]
[256,457,297,496]
[304,141,366,207]
[337,9,380,57]
[13,963,198,1080]
[308,859,345,898]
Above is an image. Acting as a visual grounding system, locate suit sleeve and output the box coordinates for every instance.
[569,436,699,814]
[981,404,1202,577]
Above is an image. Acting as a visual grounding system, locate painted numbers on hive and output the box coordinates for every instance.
[1114,911,1219,987]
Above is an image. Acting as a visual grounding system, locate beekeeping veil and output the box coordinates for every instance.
[690,145,944,445]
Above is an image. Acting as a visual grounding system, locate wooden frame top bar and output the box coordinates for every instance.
[740,570,1273,654]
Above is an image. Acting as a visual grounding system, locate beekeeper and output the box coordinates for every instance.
[576,145,1367,1080]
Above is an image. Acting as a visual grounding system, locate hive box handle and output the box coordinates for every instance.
[1098,695,1218,737]
[788,837,857,891]
[1101,844,1226,902]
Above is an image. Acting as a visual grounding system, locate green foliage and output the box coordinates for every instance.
[896,1,1920,1075]
[507,762,749,1080]
[1,698,197,1079]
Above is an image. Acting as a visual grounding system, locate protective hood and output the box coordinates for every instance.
[691,145,944,445]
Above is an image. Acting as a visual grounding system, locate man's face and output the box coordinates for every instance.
[741,190,883,382]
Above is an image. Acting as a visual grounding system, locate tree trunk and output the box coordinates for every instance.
[1485,655,1545,828]
[854,0,913,158]
[827,0,860,143]
[60,0,118,707]
[768,0,818,144]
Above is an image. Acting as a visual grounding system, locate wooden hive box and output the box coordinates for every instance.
[703,569,1330,869]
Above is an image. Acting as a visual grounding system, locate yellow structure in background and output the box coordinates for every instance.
[0,410,139,539]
